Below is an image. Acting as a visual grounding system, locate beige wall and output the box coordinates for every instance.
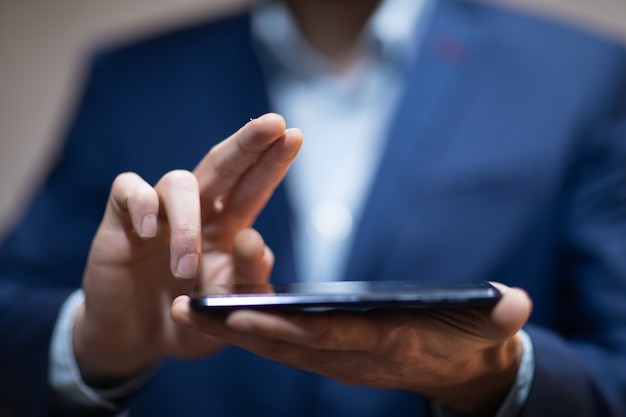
[493,0,626,40]
[1,0,625,237]
[0,0,253,236]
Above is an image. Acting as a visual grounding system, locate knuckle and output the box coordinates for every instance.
[209,157,243,182]
[110,172,157,212]
[127,185,154,205]
[377,316,413,359]
[111,171,139,190]
[309,322,336,348]
[160,169,196,190]
[173,222,201,242]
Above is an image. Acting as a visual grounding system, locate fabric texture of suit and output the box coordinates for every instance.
[2,0,626,415]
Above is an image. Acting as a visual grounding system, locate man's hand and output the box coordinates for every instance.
[73,114,302,386]
[171,283,531,416]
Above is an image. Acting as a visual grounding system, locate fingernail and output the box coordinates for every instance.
[140,215,157,237]
[175,253,199,279]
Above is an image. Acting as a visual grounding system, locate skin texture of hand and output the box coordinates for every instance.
[73,113,302,386]
[171,283,531,416]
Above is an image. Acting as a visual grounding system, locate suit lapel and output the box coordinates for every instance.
[344,0,496,282]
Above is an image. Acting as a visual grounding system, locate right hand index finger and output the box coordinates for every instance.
[194,113,302,226]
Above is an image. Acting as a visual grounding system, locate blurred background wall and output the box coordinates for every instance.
[1,0,626,237]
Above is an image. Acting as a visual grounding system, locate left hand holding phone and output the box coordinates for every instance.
[171,282,531,416]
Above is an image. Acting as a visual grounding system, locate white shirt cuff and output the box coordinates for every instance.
[48,289,157,412]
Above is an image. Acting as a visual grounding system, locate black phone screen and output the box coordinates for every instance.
[189,280,501,313]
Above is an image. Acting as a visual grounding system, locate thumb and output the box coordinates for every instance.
[488,283,533,339]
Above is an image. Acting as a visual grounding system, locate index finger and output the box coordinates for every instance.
[194,113,287,206]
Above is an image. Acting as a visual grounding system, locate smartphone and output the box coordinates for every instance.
[189,280,501,313]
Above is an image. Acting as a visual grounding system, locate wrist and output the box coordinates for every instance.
[433,333,524,416]
[73,302,159,388]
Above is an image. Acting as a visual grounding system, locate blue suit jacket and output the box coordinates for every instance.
[2,0,626,415]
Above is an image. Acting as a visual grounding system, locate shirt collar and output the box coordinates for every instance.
[250,0,434,79]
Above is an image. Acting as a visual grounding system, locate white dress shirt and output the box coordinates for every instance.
[252,0,430,283]
[49,1,534,415]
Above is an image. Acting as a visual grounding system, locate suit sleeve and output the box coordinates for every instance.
[521,88,626,416]
[0,53,122,417]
